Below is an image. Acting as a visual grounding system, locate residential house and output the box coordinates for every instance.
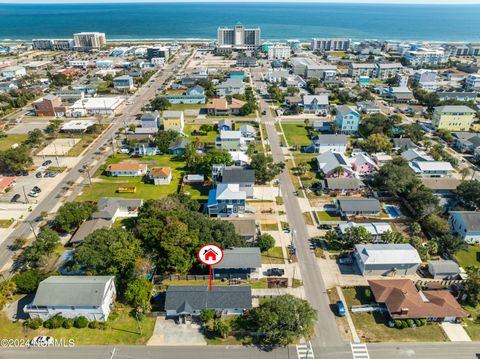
[312,120,332,132]
[339,222,392,242]
[217,166,255,198]
[205,98,246,116]
[324,177,365,195]
[409,161,454,178]
[373,153,393,166]
[336,105,361,134]
[91,197,144,222]
[1,66,26,79]
[437,91,476,103]
[374,63,403,80]
[466,73,480,91]
[32,95,63,117]
[136,111,160,135]
[207,183,246,217]
[240,125,256,138]
[213,248,261,279]
[421,178,461,195]
[132,143,158,156]
[357,101,381,115]
[452,132,480,153]
[106,162,147,177]
[336,198,381,216]
[69,218,113,247]
[159,94,206,105]
[186,85,205,96]
[401,148,433,162]
[168,138,191,155]
[148,167,172,185]
[229,151,250,166]
[216,78,245,97]
[303,95,329,115]
[162,111,185,132]
[307,134,348,154]
[223,218,257,242]
[351,153,378,175]
[316,151,354,178]
[427,260,460,280]
[236,56,257,67]
[0,177,15,193]
[218,119,233,131]
[431,106,476,132]
[354,244,421,275]
[368,279,465,322]
[216,130,244,151]
[449,211,480,244]
[24,276,116,321]
[113,75,134,90]
[164,286,252,318]
[393,138,418,151]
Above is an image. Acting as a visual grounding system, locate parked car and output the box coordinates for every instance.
[319,224,332,230]
[30,336,54,347]
[262,110,267,115]
[32,186,41,193]
[11,194,21,203]
[266,268,285,277]
[293,191,299,196]
[336,300,346,317]
[118,148,130,154]
[35,172,42,178]
[284,224,290,233]
[42,160,52,166]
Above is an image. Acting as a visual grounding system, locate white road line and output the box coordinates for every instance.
[350,343,370,359]
[296,341,314,359]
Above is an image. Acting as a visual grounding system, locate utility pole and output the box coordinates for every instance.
[26,221,38,240]
[22,185,29,204]
[84,163,92,185]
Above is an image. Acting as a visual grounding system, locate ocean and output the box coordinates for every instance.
[1,2,480,43]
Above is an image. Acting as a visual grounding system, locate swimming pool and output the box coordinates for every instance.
[384,205,401,219]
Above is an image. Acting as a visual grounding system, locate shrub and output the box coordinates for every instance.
[109,311,120,321]
[406,319,414,328]
[74,316,89,328]
[364,288,372,301]
[24,317,43,330]
[62,318,74,329]
[199,308,215,323]
[401,320,408,329]
[44,315,65,329]
[88,320,100,329]
[12,270,47,294]
[394,320,402,329]
[419,318,427,326]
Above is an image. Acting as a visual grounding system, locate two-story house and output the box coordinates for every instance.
[303,95,329,115]
[449,211,480,244]
[307,134,348,154]
[207,183,246,217]
[162,110,185,132]
[217,166,255,198]
[336,105,361,134]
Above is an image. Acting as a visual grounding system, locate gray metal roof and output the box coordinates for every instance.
[168,138,190,150]
[221,167,255,184]
[355,244,421,265]
[428,260,460,274]
[70,218,112,245]
[92,197,143,220]
[337,105,359,118]
[434,105,476,114]
[312,134,348,145]
[451,211,480,232]
[164,285,252,313]
[214,248,261,269]
[31,276,114,307]
[337,198,381,213]
[325,178,364,191]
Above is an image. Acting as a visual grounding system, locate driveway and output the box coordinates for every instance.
[147,317,206,346]
[441,322,471,342]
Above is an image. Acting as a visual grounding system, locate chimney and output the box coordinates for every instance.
[400,307,409,315]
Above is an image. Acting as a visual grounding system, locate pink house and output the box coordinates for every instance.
[351,153,379,175]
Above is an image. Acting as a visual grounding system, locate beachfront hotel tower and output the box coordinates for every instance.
[217,23,261,51]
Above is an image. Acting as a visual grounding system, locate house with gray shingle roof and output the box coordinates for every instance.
[449,211,480,244]
[91,197,143,222]
[24,276,116,321]
[164,286,252,317]
[213,248,261,279]
[336,198,381,216]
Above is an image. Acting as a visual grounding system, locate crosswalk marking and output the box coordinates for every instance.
[350,343,370,359]
[296,341,314,359]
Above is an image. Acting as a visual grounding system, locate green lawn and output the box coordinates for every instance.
[181,183,210,200]
[342,287,447,343]
[0,304,155,345]
[0,219,14,228]
[183,123,218,144]
[454,245,480,268]
[0,134,28,151]
[281,123,311,147]
[462,304,480,340]
[261,223,278,231]
[303,212,314,226]
[261,247,285,264]
[77,154,183,201]
[317,211,341,221]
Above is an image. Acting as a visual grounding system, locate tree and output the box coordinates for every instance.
[408,187,440,219]
[24,129,45,147]
[124,277,153,312]
[409,222,422,236]
[257,233,275,253]
[199,308,215,323]
[154,129,180,153]
[456,180,480,209]
[286,86,300,96]
[332,166,345,178]
[360,133,392,153]
[246,295,317,346]
[383,230,404,244]
[267,85,284,103]
[459,167,471,181]
[150,96,171,111]
[23,227,60,267]
[0,145,33,173]
[54,201,96,232]
[422,214,449,236]
[325,230,339,243]
[214,319,231,339]
[72,228,142,280]
[187,149,233,176]
[401,124,425,143]
[48,73,71,87]
[296,161,308,175]
[374,157,422,198]
[250,153,285,184]
[343,226,372,245]
[463,266,480,306]
[433,234,467,255]
[12,270,47,294]
[414,89,440,111]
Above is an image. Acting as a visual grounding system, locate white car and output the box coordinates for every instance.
[28,191,39,198]
[30,336,54,347]
[118,148,130,154]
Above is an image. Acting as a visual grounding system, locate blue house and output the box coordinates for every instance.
[218,119,233,131]
[449,211,480,244]
[168,139,191,155]
[336,105,361,134]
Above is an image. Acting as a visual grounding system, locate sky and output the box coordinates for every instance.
[1,0,480,4]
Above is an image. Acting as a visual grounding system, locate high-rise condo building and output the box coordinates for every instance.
[217,23,261,50]
[73,32,107,51]
[311,38,351,51]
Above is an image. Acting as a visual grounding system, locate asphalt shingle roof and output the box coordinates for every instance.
[214,248,261,269]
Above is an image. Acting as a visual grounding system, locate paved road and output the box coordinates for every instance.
[251,66,350,359]
[0,50,192,276]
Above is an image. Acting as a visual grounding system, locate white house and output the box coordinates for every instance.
[308,134,348,154]
[449,211,480,244]
[24,276,116,321]
[409,161,454,178]
[91,197,144,221]
[148,167,172,185]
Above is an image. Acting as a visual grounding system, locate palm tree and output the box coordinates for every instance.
[333,166,345,178]
[460,167,471,181]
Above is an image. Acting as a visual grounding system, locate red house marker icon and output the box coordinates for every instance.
[198,244,224,291]
[203,248,218,261]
